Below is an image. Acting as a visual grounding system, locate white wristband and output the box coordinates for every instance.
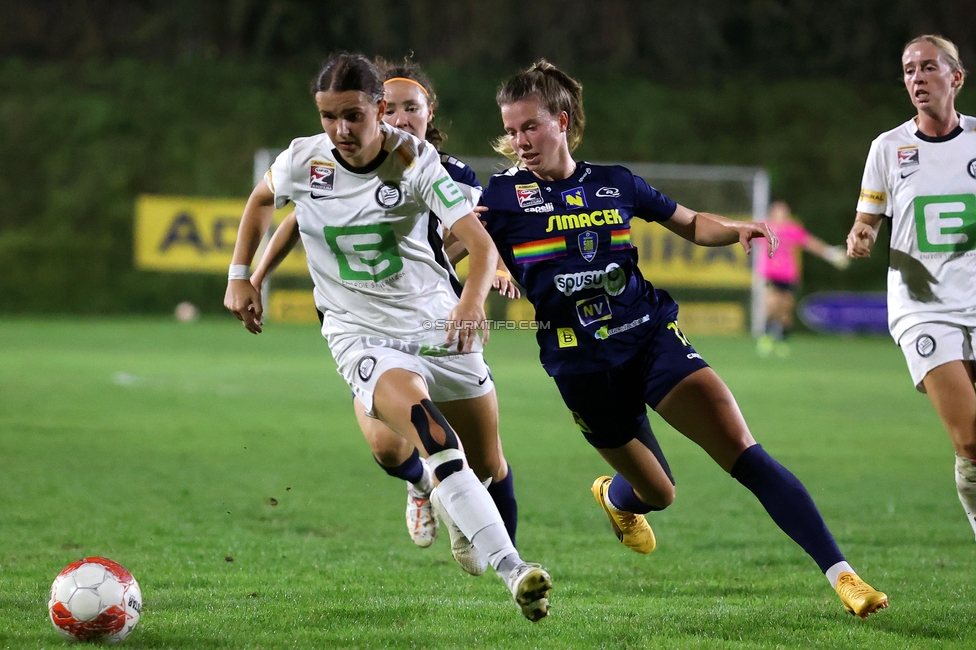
[228,264,251,280]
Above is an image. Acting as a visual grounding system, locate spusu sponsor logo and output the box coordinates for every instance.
[553,263,627,296]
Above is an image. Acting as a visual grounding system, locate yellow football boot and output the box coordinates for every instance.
[835,572,888,618]
[591,476,656,554]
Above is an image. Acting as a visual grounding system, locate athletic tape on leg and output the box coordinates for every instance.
[426,449,465,475]
[411,400,464,480]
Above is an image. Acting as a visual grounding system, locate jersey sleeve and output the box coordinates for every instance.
[631,174,677,222]
[265,145,296,210]
[442,154,484,205]
[413,144,474,229]
[855,138,890,215]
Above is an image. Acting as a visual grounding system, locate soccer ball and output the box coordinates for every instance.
[48,557,142,643]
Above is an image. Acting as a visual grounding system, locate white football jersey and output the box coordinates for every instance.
[856,114,976,343]
[266,123,475,358]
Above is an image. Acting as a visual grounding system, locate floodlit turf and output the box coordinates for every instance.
[1,318,974,649]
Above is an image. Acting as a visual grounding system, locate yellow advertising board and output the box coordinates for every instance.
[267,290,320,324]
[134,195,308,276]
[630,218,752,288]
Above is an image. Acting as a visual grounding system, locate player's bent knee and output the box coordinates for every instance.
[639,484,675,510]
[410,399,464,480]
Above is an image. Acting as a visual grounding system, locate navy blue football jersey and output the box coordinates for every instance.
[481,162,677,375]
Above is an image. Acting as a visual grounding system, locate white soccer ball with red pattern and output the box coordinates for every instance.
[48,557,142,643]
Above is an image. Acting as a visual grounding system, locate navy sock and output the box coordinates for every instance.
[731,444,844,572]
[374,448,425,485]
[608,473,657,514]
[486,464,518,546]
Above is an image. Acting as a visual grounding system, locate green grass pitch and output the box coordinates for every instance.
[1,318,974,649]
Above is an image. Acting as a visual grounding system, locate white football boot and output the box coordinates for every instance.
[505,562,553,622]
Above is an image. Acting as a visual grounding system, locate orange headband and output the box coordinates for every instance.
[383,77,430,97]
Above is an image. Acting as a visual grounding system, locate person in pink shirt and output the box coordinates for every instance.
[757,201,849,356]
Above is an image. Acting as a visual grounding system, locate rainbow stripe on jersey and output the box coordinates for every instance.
[610,229,631,250]
[512,236,567,264]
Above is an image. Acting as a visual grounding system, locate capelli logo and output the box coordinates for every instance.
[595,187,620,198]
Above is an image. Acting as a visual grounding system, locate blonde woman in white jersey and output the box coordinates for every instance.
[848,34,976,540]
[224,53,552,621]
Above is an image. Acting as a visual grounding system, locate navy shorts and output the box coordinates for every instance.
[552,314,709,449]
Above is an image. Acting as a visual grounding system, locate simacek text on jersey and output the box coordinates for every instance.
[422,319,550,331]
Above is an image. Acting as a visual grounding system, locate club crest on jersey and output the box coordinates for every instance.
[897,146,919,168]
[310,160,335,198]
[578,230,598,262]
[516,183,544,208]
[967,158,976,180]
[561,187,587,208]
[375,182,404,209]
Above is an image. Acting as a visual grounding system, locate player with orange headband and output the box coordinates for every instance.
[249,57,523,578]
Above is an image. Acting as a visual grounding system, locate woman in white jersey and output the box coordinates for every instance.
[224,53,552,622]
[848,34,976,540]
[250,58,523,571]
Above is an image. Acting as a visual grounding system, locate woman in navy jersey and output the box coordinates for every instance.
[480,59,887,618]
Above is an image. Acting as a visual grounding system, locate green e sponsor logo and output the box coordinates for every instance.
[323,224,403,282]
[914,194,976,252]
[433,177,464,208]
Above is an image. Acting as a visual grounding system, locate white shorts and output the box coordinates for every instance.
[898,322,976,392]
[335,338,494,416]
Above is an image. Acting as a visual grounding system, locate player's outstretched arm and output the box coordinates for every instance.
[224,181,276,334]
[846,211,883,259]
[663,204,778,257]
[445,213,499,352]
[252,211,301,288]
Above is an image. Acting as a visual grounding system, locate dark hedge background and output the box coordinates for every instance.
[2,0,973,313]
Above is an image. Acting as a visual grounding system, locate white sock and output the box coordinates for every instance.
[955,455,976,540]
[434,467,519,571]
[825,561,855,589]
[413,458,434,495]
